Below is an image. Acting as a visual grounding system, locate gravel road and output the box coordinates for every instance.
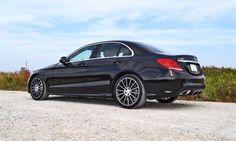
[0,90,236,141]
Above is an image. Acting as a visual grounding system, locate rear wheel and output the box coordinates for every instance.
[114,74,146,109]
[156,96,177,103]
[29,75,49,100]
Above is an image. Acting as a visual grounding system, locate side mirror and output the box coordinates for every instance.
[59,56,69,64]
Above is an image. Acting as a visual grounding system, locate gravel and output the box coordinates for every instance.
[0,90,236,141]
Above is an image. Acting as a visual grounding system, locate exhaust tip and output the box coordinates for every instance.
[179,90,203,96]
[179,90,191,96]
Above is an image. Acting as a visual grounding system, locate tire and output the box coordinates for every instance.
[113,74,147,109]
[156,96,177,103]
[29,75,49,100]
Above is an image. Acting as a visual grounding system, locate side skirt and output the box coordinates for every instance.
[49,93,113,98]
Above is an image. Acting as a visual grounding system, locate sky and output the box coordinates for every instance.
[0,0,236,71]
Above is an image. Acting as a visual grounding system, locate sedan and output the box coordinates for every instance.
[28,40,205,108]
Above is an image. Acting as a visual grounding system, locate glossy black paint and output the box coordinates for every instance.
[28,40,205,99]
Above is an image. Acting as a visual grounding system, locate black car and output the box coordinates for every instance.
[28,40,205,108]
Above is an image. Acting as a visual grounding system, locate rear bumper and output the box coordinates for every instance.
[145,78,205,99]
[177,81,205,96]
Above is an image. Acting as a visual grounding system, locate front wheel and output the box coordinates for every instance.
[114,74,147,109]
[29,75,49,100]
[156,96,177,103]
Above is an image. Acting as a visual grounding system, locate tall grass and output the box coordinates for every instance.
[0,67,236,102]
[202,67,236,102]
[179,67,236,102]
[0,70,30,91]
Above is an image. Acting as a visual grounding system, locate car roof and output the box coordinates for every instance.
[86,40,135,45]
[86,40,146,49]
[81,40,165,56]
[91,40,164,53]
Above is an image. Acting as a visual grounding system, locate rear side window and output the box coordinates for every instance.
[96,43,120,58]
[118,45,132,57]
[96,43,133,59]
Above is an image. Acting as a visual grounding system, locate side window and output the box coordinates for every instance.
[69,45,96,62]
[118,45,132,57]
[96,43,120,58]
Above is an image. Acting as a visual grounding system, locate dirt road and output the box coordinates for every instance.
[0,91,235,141]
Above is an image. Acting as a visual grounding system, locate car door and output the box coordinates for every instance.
[83,42,134,94]
[48,45,97,94]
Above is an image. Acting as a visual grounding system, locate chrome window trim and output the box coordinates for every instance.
[68,41,134,62]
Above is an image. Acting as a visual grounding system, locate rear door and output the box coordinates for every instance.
[83,43,121,94]
[84,42,134,94]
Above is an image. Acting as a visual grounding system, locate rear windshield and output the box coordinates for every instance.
[135,42,165,53]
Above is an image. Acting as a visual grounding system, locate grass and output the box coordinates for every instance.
[179,67,236,102]
[0,70,30,91]
[0,67,236,102]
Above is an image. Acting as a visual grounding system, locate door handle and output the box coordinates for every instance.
[78,63,85,66]
[113,61,121,64]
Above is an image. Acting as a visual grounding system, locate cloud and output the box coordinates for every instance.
[1,0,236,26]
[0,0,236,71]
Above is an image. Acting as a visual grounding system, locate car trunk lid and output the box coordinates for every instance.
[176,55,202,75]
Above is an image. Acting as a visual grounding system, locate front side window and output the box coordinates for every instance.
[69,45,96,62]
[96,43,120,58]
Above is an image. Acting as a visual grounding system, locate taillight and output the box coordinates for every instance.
[156,58,183,72]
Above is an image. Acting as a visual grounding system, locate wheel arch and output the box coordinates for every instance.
[111,71,143,94]
[27,73,43,93]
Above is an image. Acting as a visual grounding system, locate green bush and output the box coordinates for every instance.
[201,67,236,102]
[180,67,236,102]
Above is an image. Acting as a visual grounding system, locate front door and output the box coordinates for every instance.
[48,45,97,94]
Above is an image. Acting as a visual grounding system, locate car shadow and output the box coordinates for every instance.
[144,100,197,109]
[48,95,116,106]
[47,95,197,109]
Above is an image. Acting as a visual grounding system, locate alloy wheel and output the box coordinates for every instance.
[116,77,140,106]
[30,77,44,99]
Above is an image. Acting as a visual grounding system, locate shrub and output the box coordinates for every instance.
[0,70,30,91]
[179,67,236,102]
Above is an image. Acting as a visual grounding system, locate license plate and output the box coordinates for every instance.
[190,64,198,72]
